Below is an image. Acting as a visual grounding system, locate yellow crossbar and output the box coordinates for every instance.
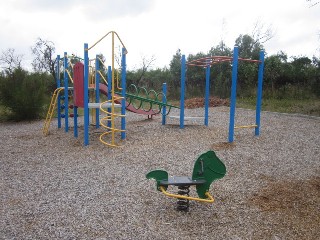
[159,186,214,203]
[234,124,258,129]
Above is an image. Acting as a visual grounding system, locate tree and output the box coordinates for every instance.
[209,40,232,56]
[31,38,56,78]
[251,19,275,45]
[234,34,262,92]
[127,55,156,87]
[264,54,284,95]
[235,34,262,59]
[291,56,312,85]
[186,52,207,97]
[0,48,23,75]
[306,0,319,7]
[311,57,320,96]
[168,49,182,97]
[208,41,233,98]
[0,68,49,121]
[136,55,156,86]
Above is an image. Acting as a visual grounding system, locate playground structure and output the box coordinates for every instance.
[146,150,227,211]
[43,31,265,146]
[162,46,265,143]
[43,31,178,146]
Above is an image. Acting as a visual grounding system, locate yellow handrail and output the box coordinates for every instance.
[88,30,127,52]
[98,70,108,85]
[97,56,122,88]
[159,186,214,203]
[115,69,122,90]
[67,58,74,68]
[97,57,109,70]
[43,87,64,136]
[65,69,74,83]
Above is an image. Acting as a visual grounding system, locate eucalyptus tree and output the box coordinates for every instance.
[31,38,56,79]
[0,48,23,75]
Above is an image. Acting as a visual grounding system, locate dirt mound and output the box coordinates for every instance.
[184,97,229,109]
[249,177,320,236]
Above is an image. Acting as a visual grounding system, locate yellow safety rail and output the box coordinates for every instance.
[43,87,64,136]
[65,69,74,83]
[98,70,108,85]
[115,69,122,90]
[97,68,122,90]
[96,56,122,90]
[88,31,127,52]
[159,186,214,203]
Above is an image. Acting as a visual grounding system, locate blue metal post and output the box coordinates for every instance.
[180,55,186,129]
[162,83,167,125]
[95,56,100,129]
[204,64,210,126]
[74,106,78,138]
[84,44,89,146]
[228,46,239,142]
[121,48,127,140]
[255,50,265,136]
[63,52,69,132]
[107,66,112,129]
[56,55,61,129]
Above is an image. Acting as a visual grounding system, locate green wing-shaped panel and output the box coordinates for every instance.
[146,169,168,191]
[192,151,226,198]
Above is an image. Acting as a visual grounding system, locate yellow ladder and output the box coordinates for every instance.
[43,87,64,136]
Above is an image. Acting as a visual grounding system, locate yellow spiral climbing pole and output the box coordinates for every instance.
[99,96,125,147]
[88,31,127,147]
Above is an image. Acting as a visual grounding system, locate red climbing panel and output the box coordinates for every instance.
[73,62,84,108]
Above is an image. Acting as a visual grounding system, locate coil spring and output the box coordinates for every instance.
[176,185,190,212]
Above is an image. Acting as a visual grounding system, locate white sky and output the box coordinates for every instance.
[0,0,319,70]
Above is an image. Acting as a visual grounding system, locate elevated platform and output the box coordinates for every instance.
[88,102,121,109]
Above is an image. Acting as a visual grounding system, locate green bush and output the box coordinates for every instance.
[0,68,50,121]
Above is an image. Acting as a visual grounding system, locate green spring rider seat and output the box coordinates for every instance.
[146,150,227,211]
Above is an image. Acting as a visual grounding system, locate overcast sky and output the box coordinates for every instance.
[1,0,319,70]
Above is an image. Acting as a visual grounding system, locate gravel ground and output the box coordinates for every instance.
[1,107,319,240]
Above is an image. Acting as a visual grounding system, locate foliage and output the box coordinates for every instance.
[208,41,232,98]
[235,34,262,59]
[31,38,56,78]
[126,56,156,87]
[0,68,51,121]
[0,48,23,74]
[1,29,317,121]
[237,97,320,117]
[127,32,320,106]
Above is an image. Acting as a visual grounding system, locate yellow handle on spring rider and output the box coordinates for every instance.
[159,186,214,203]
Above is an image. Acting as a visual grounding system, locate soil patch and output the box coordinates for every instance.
[185,97,229,109]
[249,177,320,234]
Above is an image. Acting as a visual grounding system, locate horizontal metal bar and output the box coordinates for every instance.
[159,186,214,203]
[234,124,258,129]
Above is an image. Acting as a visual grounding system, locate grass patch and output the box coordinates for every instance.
[0,105,10,121]
[237,97,320,117]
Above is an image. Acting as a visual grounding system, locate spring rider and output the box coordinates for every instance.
[146,150,227,211]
